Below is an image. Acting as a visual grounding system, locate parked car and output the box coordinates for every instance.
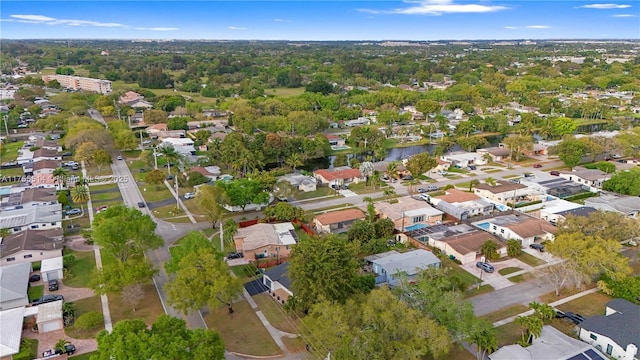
[137,202,146,208]
[556,311,585,324]
[166,175,175,181]
[476,262,495,273]
[95,205,108,213]
[55,344,76,356]
[227,252,243,259]
[530,243,545,252]
[417,188,427,193]
[401,175,414,180]
[48,279,59,291]
[550,170,560,176]
[184,192,196,199]
[31,294,64,306]
[116,155,123,160]
[65,208,82,216]
[467,165,477,170]
[29,274,41,282]
[533,163,542,168]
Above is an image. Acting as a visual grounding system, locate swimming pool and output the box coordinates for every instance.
[476,222,490,230]
[405,223,427,231]
[0,187,11,196]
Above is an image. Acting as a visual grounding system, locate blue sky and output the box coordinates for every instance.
[1,1,638,40]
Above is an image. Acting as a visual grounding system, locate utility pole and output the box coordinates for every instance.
[153,147,158,169]
[3,115,9,136]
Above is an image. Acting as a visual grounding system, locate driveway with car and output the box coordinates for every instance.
[461,257,534,290]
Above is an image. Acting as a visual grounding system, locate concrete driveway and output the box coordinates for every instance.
[461,257,535,290]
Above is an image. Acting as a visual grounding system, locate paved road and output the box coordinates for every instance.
[470,276,555,316]
[87,108,108,127]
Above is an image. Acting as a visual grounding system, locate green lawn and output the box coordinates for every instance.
[556,292,612,317]
[90,190,122,202]
[28,285,44,302]
[13,338,38,360]
[138,184,173,202]
[0,166,24,177]
[253,293,301,334]
[204,300,282,356]
[346,181,389,195]
[65,296,104,339]
[230,265,261,283]
[64,249,97,288]
[268,87,305,97]
[494,322,522,347]
[90,183,119,192]
[498,267,522,276]
[508,273,534,283]
[515,252,546,267]
[441,257,480,289]
[85,164,113,177]
[464,284,494,298]
[108,283,164,325]
[1,140,24,161]
[294,187,337,200]
[480,304,529,323]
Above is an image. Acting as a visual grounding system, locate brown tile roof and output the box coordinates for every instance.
[20,188,58,204]
[435,189,479,203]
[33,160,60,171]
[505,218,557,239]
[475,180,526,194]
[0,228,64,258]
[314,208,366,225]
[314,168,362,182]
[442,231,503,255]
[33,149,59,158]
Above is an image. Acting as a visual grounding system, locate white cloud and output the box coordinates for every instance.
[612,13,637,17]
[6,14,178,31]
[228,26,248,30]
[527,25,551,29]
[504,26,518,29]
[274,18,291,22]
[576,3,632,9]
[358,0,509,15]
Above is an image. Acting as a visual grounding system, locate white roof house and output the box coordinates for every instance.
[0,262,31,310]
[441,151,486,167]
[0,204,62,233]
[365,249,441,286]
[0,307,24,358]
[40,256,64,282]
[161,138,196,157]
[36,300,64,333]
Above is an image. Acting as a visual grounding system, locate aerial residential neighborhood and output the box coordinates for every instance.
[1,2,640,359]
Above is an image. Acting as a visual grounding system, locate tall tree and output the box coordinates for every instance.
[92,205,163,262]
[215,178,270,211]
[158,144,181,175]
[552,137,590,170]
[70,185,90,213]
[195,185,226,229]
[502,134,534,162]
[92,149,112,172]
[90,258,157,295]
[52,167,68,191]
[515,315,543,346]
[94,315,225,360]
[165,250,243,315]
[405,152,438,178]
[559,211,640,243]
[289,234,361,311]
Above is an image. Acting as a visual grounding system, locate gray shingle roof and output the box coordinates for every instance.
[579,299,640,349]
[0,262,31,304]
[263,262,291,291]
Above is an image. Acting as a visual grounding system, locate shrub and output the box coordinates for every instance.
[506,239,522,257]
[74,311,104,330]
[32,262,41,271]
[63,254,76,269]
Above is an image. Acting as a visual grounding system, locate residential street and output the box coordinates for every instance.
[471,276,555,316]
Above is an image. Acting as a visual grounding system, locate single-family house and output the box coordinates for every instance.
[31,173,58,189]
[146,123,169,135]
[0,204,62,233]
[128,99,154,110]
[35,300,64,333]
[325,134,346,147]
[518,174,585,199]
[0,228,64,264]
[0,307,25,359]
[233,222,297,261]
[364,249,440,286]
[344,117,370,127]
[537,199,594,225]
[552,207,599,225]
[441,151,486,168]
[1,188,59,210]
[29,159,60,175]
[559,167,611,190]
[479,213,557,247]
[374,196,444,232]
[585,194,640,218]
[428,189,494,220]
[31,149,62,163]
[0,262,31,310]
[313,208,366,234]
[313,166,364,187]
[405,223,504,264]
[578,299,639,360]
[491,326,607,360]
[477,146,511,162]
[35,138,62,152]
[189,166,220,181]
[262,262,293,305]
[202,109,228,118]
[160,138,196,157]
[277,173,317,193]
[474,180,535,206]
[40,256,63,282]
[119,91,144,105]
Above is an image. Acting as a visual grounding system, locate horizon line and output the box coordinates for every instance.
[2,38,640,42]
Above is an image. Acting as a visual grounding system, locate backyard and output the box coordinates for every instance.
[108,283,164,325]
[64,249,97,288]
[65,296,104,339]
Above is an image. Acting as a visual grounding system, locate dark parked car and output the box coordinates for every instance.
[227,252,243,259]
[530,243,545,252]
[137,202,146,208]
[29,274,41,282]
[533,163,542,168]
[31,295,64,306]
[550,170,560,176]
[556,311,585,324]
[48,279,59,291]
[166,175,175,181]
[476,262,495,273]
[55,344,76,356]
[401,175,414,180]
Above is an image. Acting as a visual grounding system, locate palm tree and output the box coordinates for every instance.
[383,187,396,201]
[285,153,304,172]
[469,179,480,192]
[386,161,399,180]
[359,161,374,187]
[52,167,68,191]
[70,185,90,214]
[484,177,497,187]
[482,152,493,165]
[54,339,71,353]
[158,145,181,175]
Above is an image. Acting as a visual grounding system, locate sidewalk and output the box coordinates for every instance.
[163,179,197,224]
[82,161,113,333]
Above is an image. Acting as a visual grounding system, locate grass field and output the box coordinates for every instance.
[498,267,522,276]
[294,187,336,200]
[480,304,529,323]
[204,300,282,356]
[14,338,38,360]
[268,87,305,97]
[515,252,546,267]
[139,184,173,202]
[28,285,44,302]
[108,283,164,325]
[0,167,24,177]
[539,282,597,304]
[464,284,494,298]
[494,322,522,347]
[65,296,104,339]
[64,249,97,288]
[282,336,306,353]
[441,257,480,289]
[556,292,612,317]
[253,293,301,334]
[2,140,24,161]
